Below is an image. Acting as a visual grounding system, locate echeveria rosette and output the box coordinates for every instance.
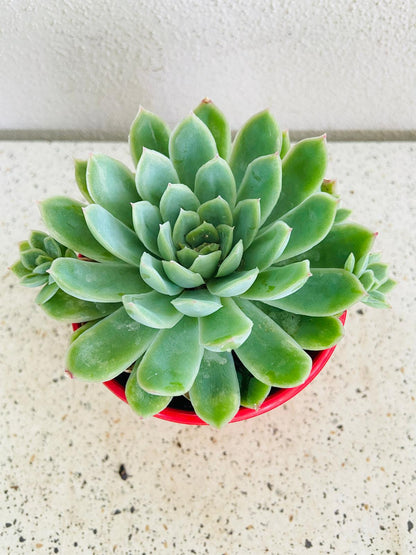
[11,99,395,428]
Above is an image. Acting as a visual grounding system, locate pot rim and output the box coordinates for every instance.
[72,312,346,425]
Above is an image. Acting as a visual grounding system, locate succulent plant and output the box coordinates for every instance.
[11,99,394,427]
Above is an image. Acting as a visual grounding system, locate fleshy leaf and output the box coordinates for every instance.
[190,350,240,428]
[157,221,176,261]
[159,183,200,228]
[266,268,366,316]
[39,196,117,262]
[138,317,203,396]
[129,107,170,166]
[172,209,201,249]
[216,240,244,277]
[67,307,157,381]
[267,135,327,220]
[362,290,391,309]
[241,261,311,301]
[197,196,233,227]
[277,192,338,261]
[359,269,375,290]
[256,303,344,350]
[20,273,49,287]
[74,159,94,203]
[280,130,291,159]
[10,260,31,279]
[236,153,282,225]
[140,252,182,296]
[189,251,222,279]
[334,207,352,224]
[135,148,179,205]
[44,237,62,259]
[84,204,145,266]
[207,268,259,297]
[132,200,162,256]
[86,154,138,227]
[126,359,172,418]
[21,248,45,270]
[217,224,234,259]
[194,157,237,208]
[176,246,199,268]
[199,297,253,352]
[123,291,183,329]
[29,230,48,250]
[321,178,337,195]
[169,113,218,189]
[162,260,204,288]
[344,252,356,272]
[229,110,281,188]
[296,223,375,269]
[186,221,219,247]
[235,298,312,387]
[194,98,232,160]
[243,221,291,271]
[233,198,261,248]
[35,282,59,305]
[171,289,222,317]
[41,289,120,322]
[33,261,52,274]
[235,358,271,410]
[19,240,31,253]
[50,259,149,303]
[367,262,389,286]
[377,278,396,294]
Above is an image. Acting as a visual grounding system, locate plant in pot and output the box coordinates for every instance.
[10,99,395,428]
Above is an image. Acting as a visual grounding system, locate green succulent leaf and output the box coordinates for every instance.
[176,246,199,268]
[39,196,117,262]
[169,113,218,189]
[243,221,291,271]
[171,289,222,317]
[67,307,157,381]
[235,360,271,410]
[20,248,45,270]
[135,148,179,205]
[157,221,176,261]
[132,200,162,256]
[194,157,237,208]
[35,282,59,305]
[41,289,120,322]
[359,269,375,290]
[242,261,311,301]
[129,107,170,166]
[334,207,351,224]
[35,255,52,266]
[217,224,234,259]
[235,298,312,387]
[207,268,259,297]
[123,291,183,329]
[297,223,375,269]
[194,99,232,160]
[83,204,144,267]
[233,198,261,249]
[189,251,222,279]
[266,268,366,316]
[216,240,244,277]
[197,196,233,227]
[257,304,344,350]
[86,154,138,227]
[362,290,391,309]
[126,359,172,418]
[277,192,338,262]
[321,178,337,195]
[199,297,253,352]
[159,183,200,228]
[19,240,31,253]
[33,261,52,274]
[140,253,182,296]
[162,260,204,288]
[280,130,291,159]
[10,260,31,279]
[190,350,240,428]
[354,253,369,277]
[74,159,94,203]
[268,135,327,220]
[230,110,281,188]
[20,273,49,287]
[29,230,48,250]
[237,153,282,225]
[44,237,62,259]
[138,316,203,396]
[172,209,201,249]
[50,259,149,303]
[69,320,100,343]
[186,221,219,248]
[344,252,356,272]
[367,262,389,286]
[377,278,396,295]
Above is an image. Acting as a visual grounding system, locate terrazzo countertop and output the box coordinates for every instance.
[1,141,415,554]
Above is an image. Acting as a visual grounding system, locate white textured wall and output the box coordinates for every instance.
[1,0,415,138]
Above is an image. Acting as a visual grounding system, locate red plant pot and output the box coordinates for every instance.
[71,311,346,425]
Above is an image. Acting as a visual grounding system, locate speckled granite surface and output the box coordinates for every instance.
[1,141,414,554]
